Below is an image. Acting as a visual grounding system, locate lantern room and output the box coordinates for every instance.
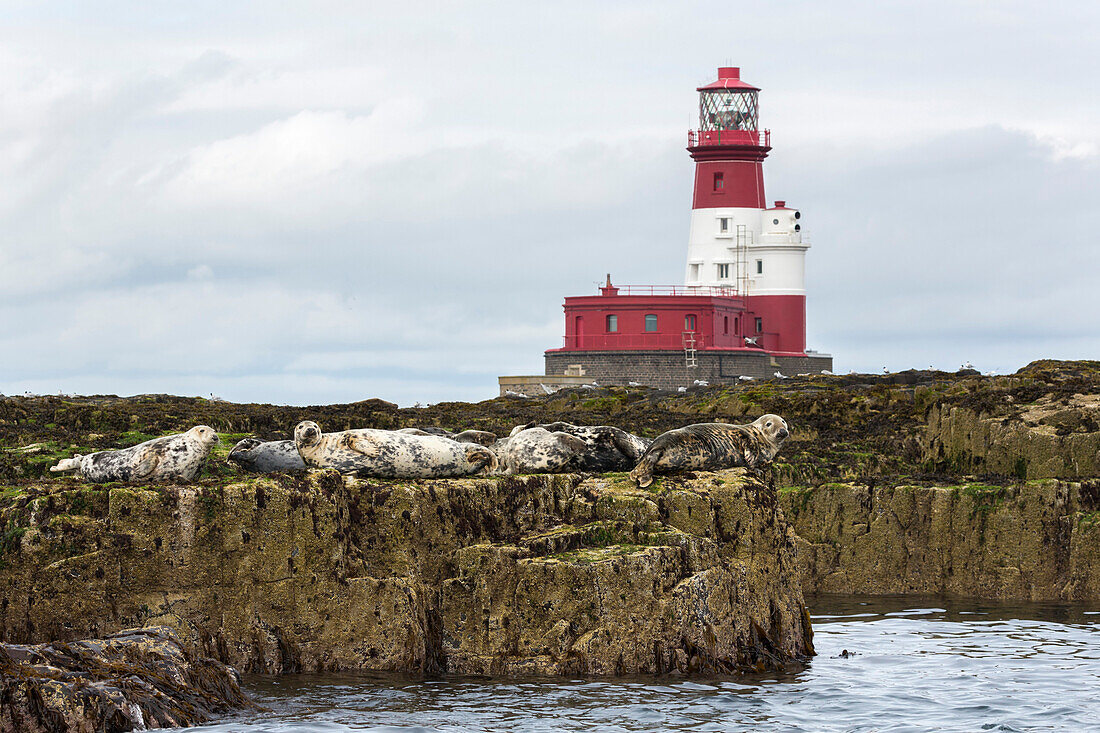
[699,67,759,132]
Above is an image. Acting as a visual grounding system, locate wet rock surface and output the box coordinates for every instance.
[0,470,812,677]
[0,626,251,732]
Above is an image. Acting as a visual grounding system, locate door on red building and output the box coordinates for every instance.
[684,314,697,331]
[575,316,584,347]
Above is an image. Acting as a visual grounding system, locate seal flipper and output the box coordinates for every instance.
[629,451,659,488]
[608,428,647,461]
[50,456,82,473]
[129,445,163,482]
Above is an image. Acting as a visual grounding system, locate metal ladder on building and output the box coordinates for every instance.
[682,331,697,368]
[734,224,753,295]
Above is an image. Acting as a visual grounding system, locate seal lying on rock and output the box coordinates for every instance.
[495,427,589,474]
[628,414,789,488]
[397,427,498,447]
[295,421,498,478]
[227,438,306,473]
[49,426,218,483]
[510,422,651,472]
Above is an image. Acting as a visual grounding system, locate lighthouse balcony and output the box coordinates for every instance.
[756,231,807,245]
[688,129,770,148]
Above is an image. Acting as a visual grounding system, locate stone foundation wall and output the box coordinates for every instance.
[544,350,832,390]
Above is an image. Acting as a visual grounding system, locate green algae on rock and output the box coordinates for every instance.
[0,469,813,677]
[779,480,1100,600]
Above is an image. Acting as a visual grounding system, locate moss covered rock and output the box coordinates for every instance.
[779,480,1100,600]
[0,469,812,677]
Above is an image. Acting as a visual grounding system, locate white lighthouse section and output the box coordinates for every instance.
[684,205,809,296]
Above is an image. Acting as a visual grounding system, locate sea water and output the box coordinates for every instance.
[182,597,1100,732]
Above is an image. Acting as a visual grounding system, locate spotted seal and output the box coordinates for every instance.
[226,438,306,473]
[49,426,219,483]
[495,427,588,474]
[294,421,497,478]
[628,414,789,488]
[511,422,651,472]
[397,427,497,447]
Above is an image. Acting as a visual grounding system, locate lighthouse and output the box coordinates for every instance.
[499,66,831,396]
[685,67,808,355]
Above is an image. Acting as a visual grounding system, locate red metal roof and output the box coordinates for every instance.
[697,67,760,92]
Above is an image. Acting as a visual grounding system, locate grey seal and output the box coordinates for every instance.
[294,421,498,478]
[510,422,651,472]
[628,414,790,488]
[494,427,589,475]
[226,438,306,473]
[49,426,219,483]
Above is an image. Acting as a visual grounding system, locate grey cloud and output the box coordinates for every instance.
[0,4,1096,403]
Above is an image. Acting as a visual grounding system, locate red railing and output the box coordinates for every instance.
[599,284,744,298]
[561,333,708,350]
[687,128,770,148]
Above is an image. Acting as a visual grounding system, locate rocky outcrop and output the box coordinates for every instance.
[779,481,1100,600]
[923,400,1100,480]
[0,626,251,733]
[0,469,813,677]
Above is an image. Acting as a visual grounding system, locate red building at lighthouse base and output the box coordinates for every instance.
[528,278,830,392]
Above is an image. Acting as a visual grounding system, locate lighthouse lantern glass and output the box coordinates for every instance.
[699,90,758,131]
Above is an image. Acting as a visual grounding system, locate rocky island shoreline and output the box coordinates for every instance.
[1,359,1098,728]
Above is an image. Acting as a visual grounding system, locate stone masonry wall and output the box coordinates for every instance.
[545,350,833,389]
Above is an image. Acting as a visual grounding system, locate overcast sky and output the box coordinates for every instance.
[1,2,1097,405]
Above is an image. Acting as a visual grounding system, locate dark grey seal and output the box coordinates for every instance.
[511,421,651,472]
[628,414,789,488]
[226,438,306,473]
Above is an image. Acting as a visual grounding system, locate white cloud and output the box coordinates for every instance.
[0,2,1096,404]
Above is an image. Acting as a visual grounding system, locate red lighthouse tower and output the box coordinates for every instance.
[499,67,831,396]
[688,67,770,210]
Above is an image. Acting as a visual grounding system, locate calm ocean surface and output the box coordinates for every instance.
[183,597,1100,732]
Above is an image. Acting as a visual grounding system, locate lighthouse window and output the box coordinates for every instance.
[685,314,697,331]
[606,315,618,333]
[718,217,730,233]
[773,218,780,225]
[713,172,724,191]
[755,259,763,274]
[717,263,730,279]
[644,314,658,332]
[723,316,729,335]
[755,317,763,333]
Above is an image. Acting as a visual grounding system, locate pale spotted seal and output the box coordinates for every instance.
[494,427,588,474]
[510,422,651,472]
[226,438,306,473]
[294,421,497,478]
[49,426,219,483]
[628,414,790,488]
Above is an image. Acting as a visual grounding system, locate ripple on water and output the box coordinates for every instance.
[179,598,1100,733]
